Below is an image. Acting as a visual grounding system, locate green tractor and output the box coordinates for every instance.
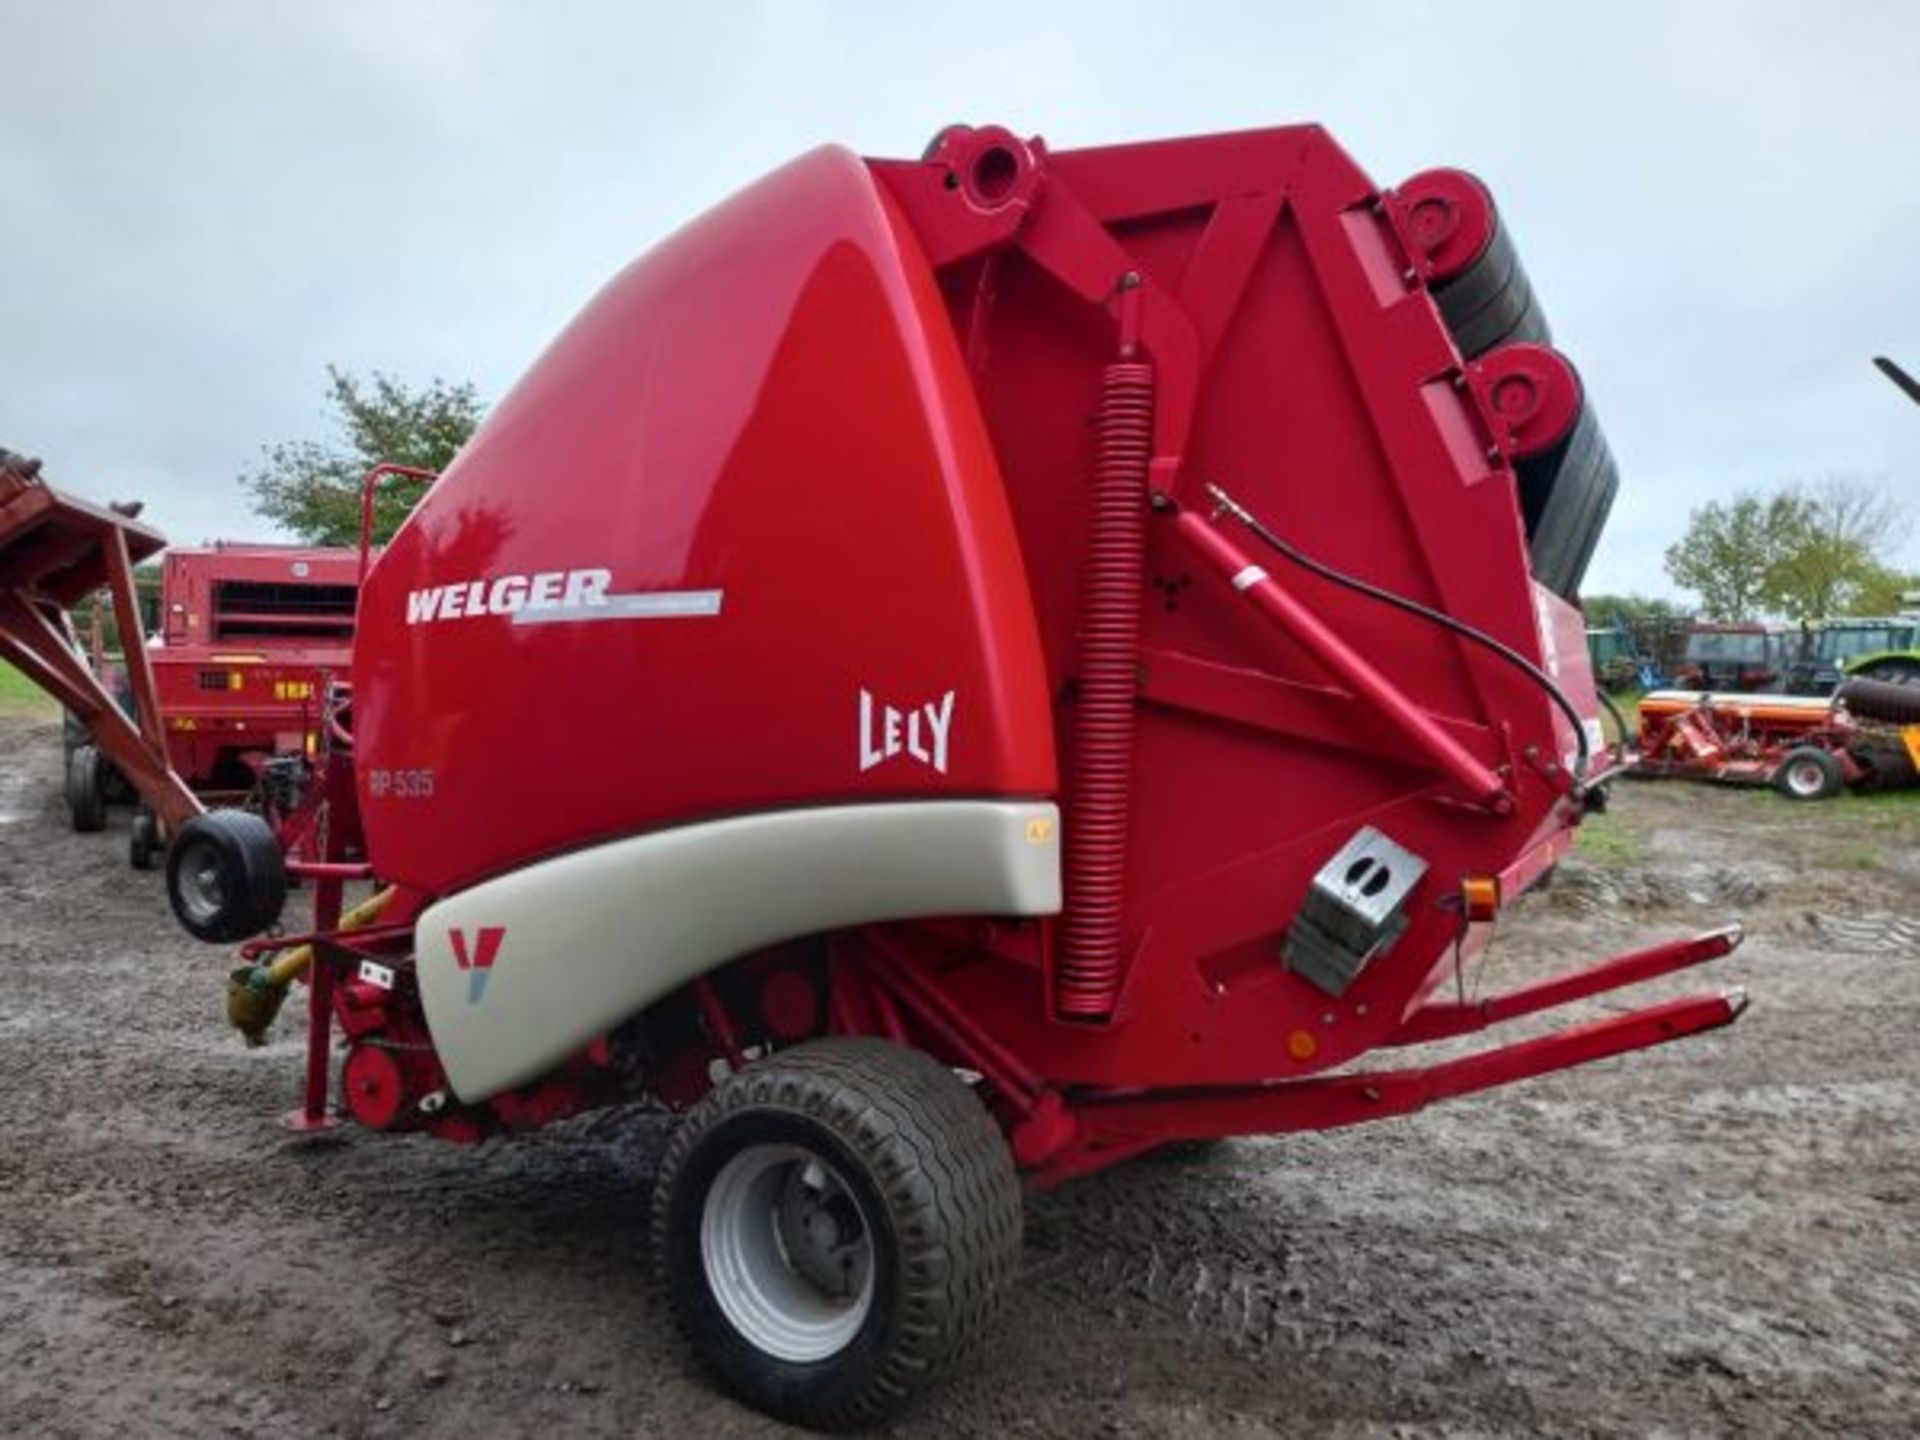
[1585,624,1659,693]
[1787,614,1920,694]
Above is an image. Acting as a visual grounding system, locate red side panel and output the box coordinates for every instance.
[355,147,1055,894]
[870,127,1607,1086]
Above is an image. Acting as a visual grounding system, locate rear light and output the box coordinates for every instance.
[1461,876,1501,921]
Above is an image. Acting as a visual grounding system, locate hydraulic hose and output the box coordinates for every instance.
[1204,482,1594,782]
[1595,687,1634,752]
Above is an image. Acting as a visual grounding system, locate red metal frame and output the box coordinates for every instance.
[0,453,200,828]
[831,919,1745,1185]
[357,463,437,585]
[1171,501,1513,810]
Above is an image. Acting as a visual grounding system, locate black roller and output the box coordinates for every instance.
[1433,212,1552,359]
[1515,402,1618,600]
[1838,677,1920,723]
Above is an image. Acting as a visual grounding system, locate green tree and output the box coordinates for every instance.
[1581,593,1686,631]
[1764,475,1911,620]
[242,368,483,546]
[1850,562,1919,616]
[1664,492,1802,620]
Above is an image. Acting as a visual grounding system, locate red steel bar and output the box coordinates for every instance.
[1171,506,1511,809]
[357,463,438,585]
[0,468,202,829]
[285,860,376,881]
[1057,989,1746,1159]
[291,873,346,1130]
[102,525,167,759]
[1388,924,1744,1046]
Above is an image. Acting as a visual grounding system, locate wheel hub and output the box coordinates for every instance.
[180,850,226,923]
[701,1142,875,1362]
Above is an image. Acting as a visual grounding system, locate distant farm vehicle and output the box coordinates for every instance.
[1634,686,1920,799]
[1672,622,1787,693]
[1585,625,1659,693]
[1839,617,1920,689]
[1784,616,1920,695]
[63,542,358,868]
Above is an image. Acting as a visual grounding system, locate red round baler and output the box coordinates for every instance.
[0,122,1744,1429]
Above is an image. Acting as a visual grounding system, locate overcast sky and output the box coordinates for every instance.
[4,1,1916,598]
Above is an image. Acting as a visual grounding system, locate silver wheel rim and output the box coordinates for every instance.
[177,842,227,925]
[700,1141,876,1362]
[1787,760,1825,797]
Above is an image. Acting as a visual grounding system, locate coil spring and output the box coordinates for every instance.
[1056,361,1154,1020]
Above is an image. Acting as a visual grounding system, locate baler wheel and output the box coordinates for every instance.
[1773,746,1845,802]
[165,809,288,943]
[1431,210,1552,359]
[653,1037,1020,1429]
[66,744,107,833]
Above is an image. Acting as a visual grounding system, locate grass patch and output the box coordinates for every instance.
[1761,783,1920,826]
[1827,843,1883,871]
[0,660,54,715]
[1575,810,1643,868]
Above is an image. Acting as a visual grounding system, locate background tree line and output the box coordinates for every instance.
[1662,475,1913,621]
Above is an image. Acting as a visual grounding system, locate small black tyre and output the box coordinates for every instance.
[129,809,161,871]
[653,1037,1021,1430]
[66,744,107,833]
[1773,745,1844,801]
[165,809,288,942]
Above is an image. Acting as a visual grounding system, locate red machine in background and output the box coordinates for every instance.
[1636,684,1920,799]
[65,541,357,868]
[3,123,1753,1429]
[1672,620,1789,692]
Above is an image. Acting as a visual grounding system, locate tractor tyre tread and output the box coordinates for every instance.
[66,744,107,833]
[652,1037,1021,1431]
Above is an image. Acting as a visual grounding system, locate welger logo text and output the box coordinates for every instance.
[408,568,612,624]
[449,925,506,1004]
[859,688,956,775]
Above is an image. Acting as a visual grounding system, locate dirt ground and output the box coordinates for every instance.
[2,710,1916,1439]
